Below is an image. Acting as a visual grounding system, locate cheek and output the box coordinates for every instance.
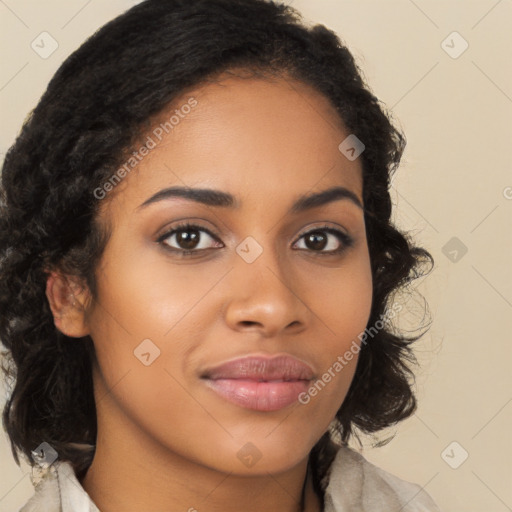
[311,251,373,343]
[88,241,214,345]
[298,251,372,415]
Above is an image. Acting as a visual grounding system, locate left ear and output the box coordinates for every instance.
[45,271,92,338]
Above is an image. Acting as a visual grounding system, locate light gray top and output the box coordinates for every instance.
[18,444,441,511]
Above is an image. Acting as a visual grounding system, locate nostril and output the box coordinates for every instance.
[240,321,259,327]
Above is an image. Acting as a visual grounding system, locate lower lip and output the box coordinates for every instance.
[204,378,310,411]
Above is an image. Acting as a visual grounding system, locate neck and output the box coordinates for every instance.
[80,440,322,512]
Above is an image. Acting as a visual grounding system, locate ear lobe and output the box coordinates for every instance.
[45,271,91,338]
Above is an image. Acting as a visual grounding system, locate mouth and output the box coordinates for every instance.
[201,354,315,412]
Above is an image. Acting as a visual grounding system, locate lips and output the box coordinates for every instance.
[201,355,315,412]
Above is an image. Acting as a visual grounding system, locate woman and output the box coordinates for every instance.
[0,0,440,510]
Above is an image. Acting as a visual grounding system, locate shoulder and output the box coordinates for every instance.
[18,460,100,512]
[18,463,61,512]
[322,444,442,512]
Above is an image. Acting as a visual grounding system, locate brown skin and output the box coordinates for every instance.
[46,74,373,512]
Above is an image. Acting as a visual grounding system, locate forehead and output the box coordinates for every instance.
[101,74,363,217]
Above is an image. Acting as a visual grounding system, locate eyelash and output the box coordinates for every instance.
[157,222,354,257]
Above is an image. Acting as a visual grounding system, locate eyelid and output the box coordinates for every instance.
[294,222,350,241]
[155,218,220,240]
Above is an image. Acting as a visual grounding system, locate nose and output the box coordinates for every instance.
[223,241,310,338]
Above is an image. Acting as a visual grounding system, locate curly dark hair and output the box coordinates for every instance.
[0,0,432,494]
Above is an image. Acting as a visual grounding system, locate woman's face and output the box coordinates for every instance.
[84,74,373,475]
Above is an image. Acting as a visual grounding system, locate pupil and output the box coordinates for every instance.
[178,229,199,249]
[307,232,326,250]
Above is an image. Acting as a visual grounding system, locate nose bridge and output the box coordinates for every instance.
[224,231,307,334]
[235,231,289,291]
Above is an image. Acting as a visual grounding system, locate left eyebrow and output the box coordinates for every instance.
[137,185,363,212]
[290,186,363,213]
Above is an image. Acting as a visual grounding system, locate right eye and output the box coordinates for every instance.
[157,222,224,255]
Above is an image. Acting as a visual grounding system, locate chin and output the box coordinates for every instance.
[198,429,319,476]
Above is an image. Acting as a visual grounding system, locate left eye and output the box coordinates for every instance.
[294,227,353,254]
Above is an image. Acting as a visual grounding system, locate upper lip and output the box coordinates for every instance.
[201,354,315,381]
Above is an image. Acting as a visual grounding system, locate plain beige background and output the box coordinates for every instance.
[0,1,511,511]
